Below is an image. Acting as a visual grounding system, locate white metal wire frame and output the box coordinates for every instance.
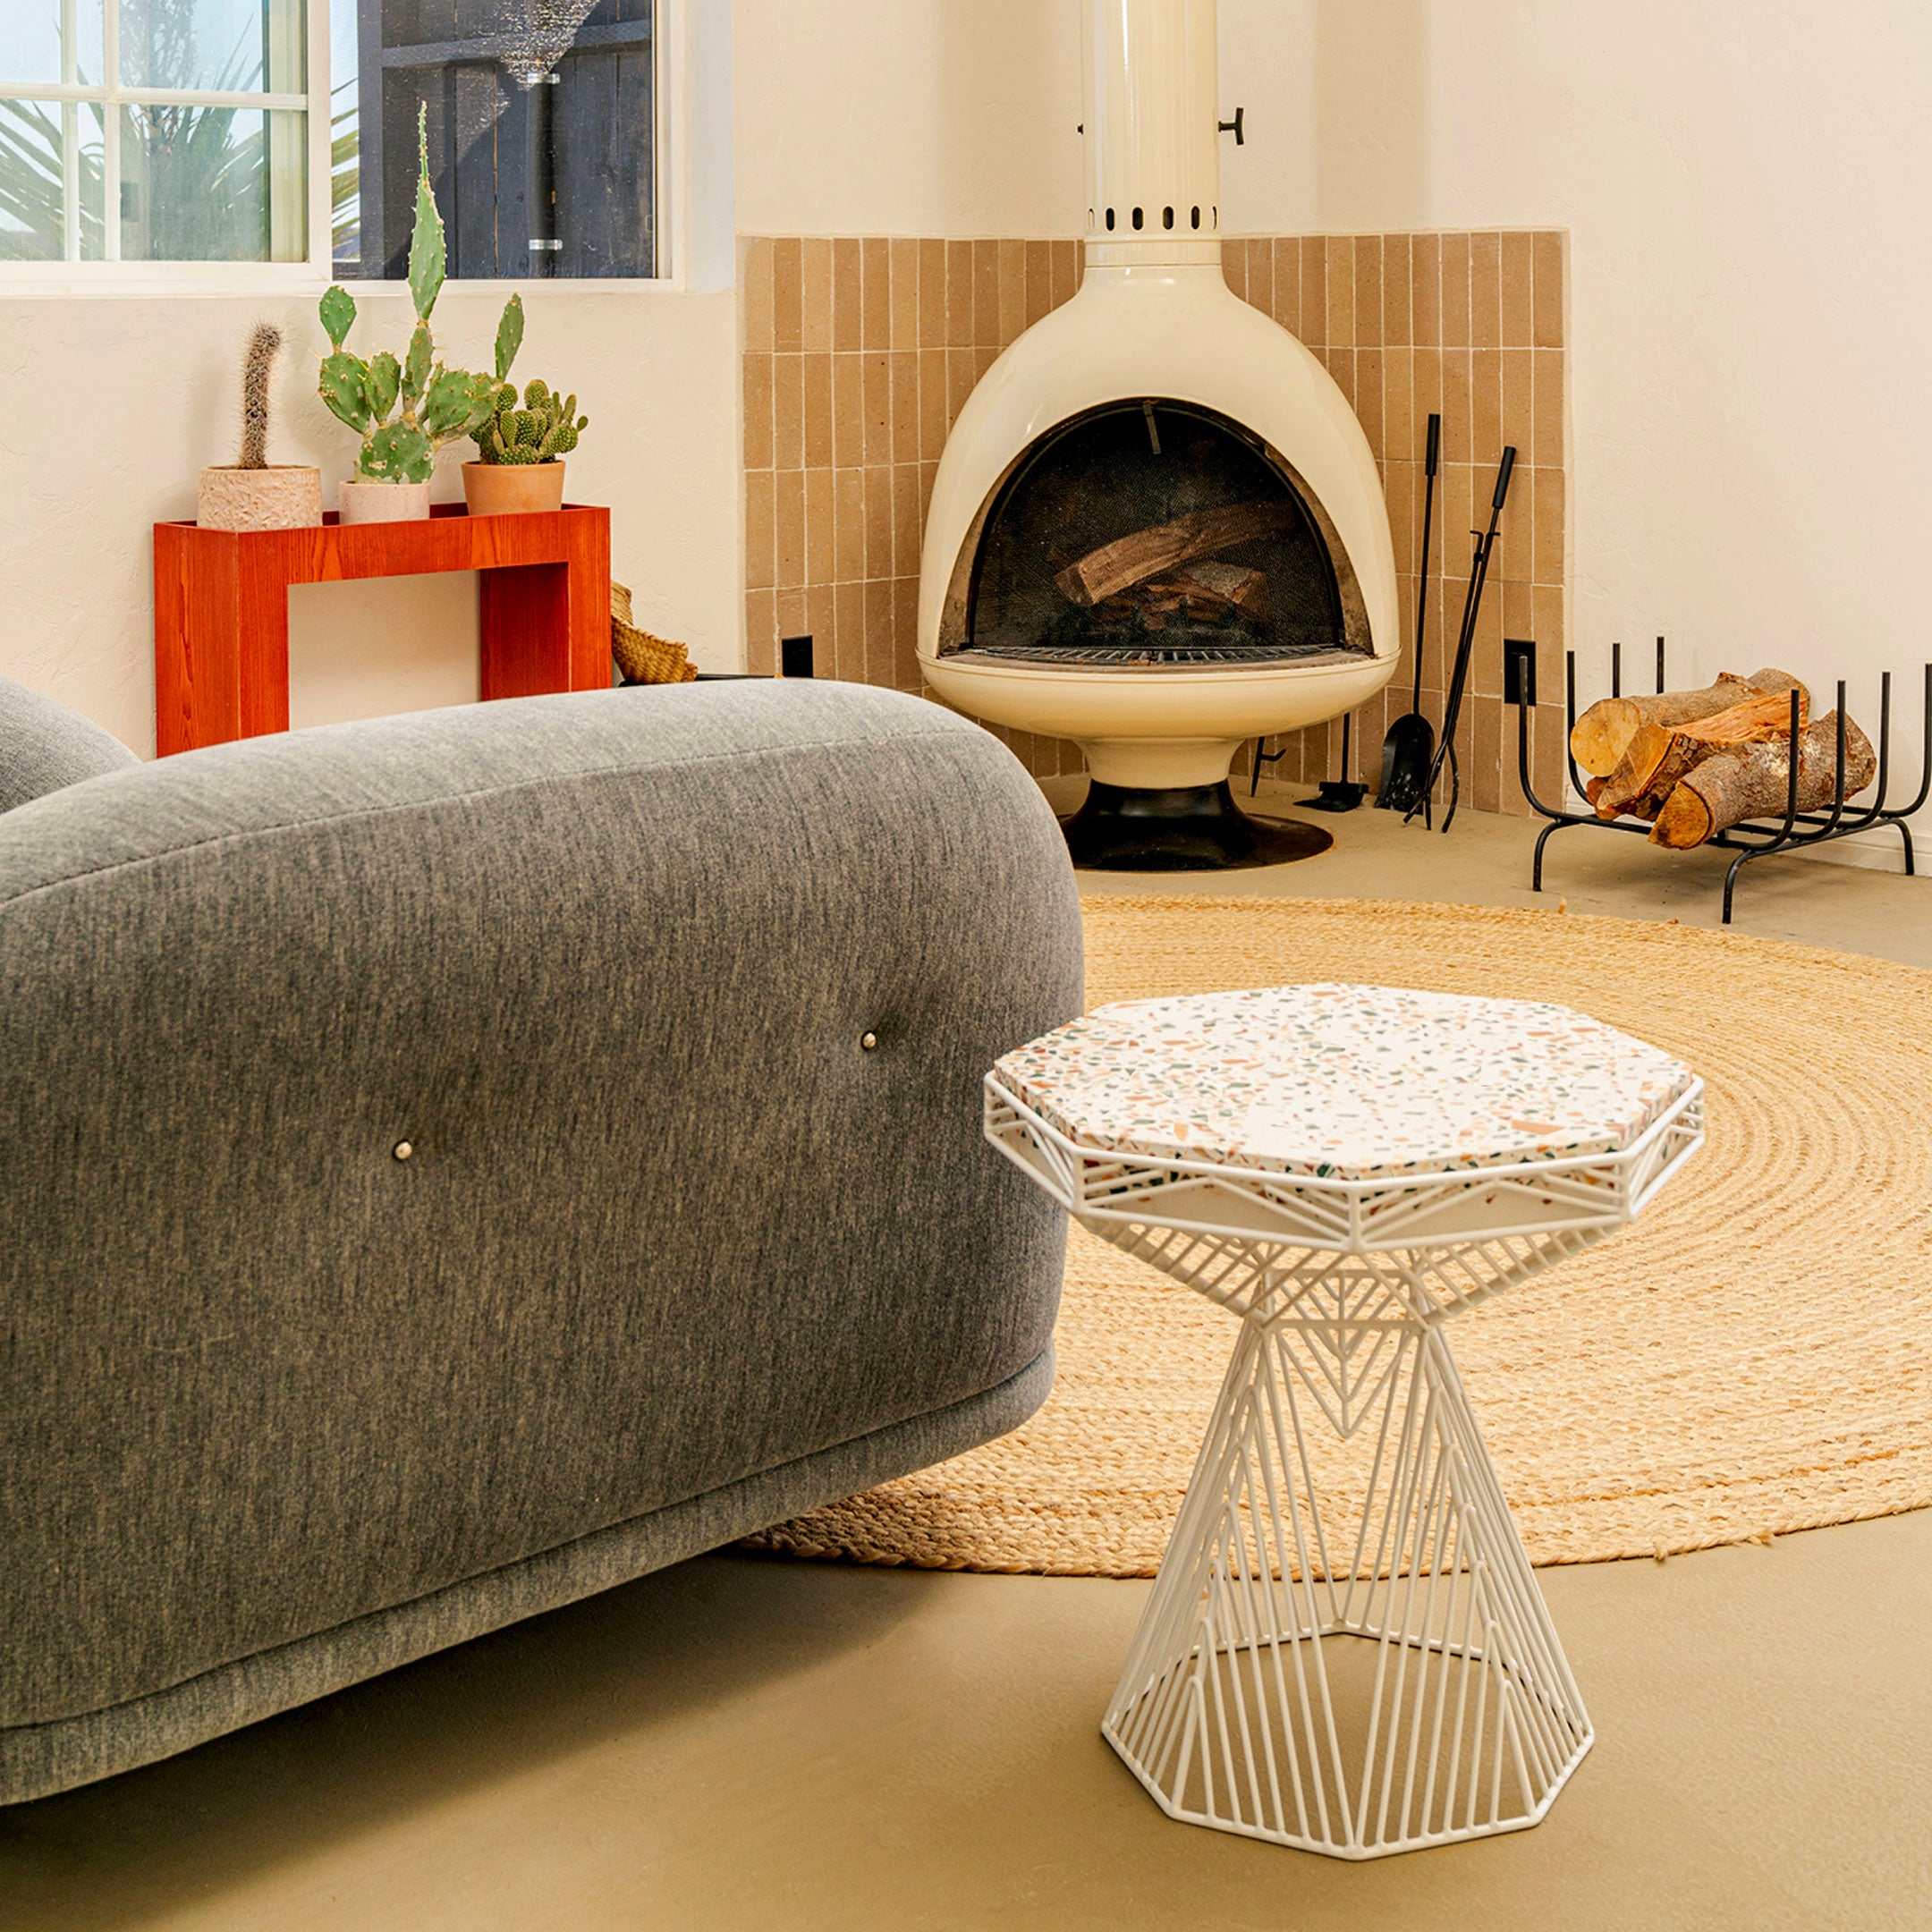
[986,1073,1704,1858]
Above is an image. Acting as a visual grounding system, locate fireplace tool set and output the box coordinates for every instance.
[1509,637,1931,923]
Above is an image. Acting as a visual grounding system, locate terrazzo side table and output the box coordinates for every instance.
[985,984,1702,1859]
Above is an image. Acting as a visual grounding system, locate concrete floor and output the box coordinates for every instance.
[4,796,1929,1931]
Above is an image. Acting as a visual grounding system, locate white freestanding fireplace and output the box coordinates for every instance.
[918,0,1399,867]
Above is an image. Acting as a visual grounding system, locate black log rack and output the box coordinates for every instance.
[1507,636,1931,924]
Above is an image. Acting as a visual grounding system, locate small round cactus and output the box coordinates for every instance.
[471,377,589,467]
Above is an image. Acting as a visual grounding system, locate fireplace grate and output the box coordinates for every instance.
[953,641,1360,669]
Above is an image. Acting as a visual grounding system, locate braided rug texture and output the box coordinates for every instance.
[746,895,1932,1574]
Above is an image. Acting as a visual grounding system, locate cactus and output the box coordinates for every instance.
[470,377,589,467]
[315,106,521,487]
[238,322,282,469]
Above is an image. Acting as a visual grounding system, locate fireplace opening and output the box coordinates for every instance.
[942,399,1373,669]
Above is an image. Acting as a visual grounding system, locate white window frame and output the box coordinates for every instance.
[0,0,685,296]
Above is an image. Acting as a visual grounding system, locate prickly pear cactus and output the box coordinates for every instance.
[470,377,589,466]
[314,105,525,487]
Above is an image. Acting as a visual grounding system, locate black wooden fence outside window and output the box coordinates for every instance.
[343,0,655,281]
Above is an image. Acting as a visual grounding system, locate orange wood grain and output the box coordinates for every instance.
[152,504,614,754]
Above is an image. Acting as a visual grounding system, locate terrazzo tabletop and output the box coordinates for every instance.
[989,983,1696,1183]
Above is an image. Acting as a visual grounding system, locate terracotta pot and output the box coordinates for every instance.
[462,461,566,517]
[197,464,322,531]
[338,479,432,524]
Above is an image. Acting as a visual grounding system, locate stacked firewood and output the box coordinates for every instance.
[1572,668,1875,848]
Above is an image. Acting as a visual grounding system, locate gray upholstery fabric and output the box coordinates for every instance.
[0,682,1082,1801]
[0,677,139,814]
[0,1345,1054,1805]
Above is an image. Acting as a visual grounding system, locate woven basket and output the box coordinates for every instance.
[611,581,698,684]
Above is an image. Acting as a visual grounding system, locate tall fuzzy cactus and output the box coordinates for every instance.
[471,377,589,466]
[316,106,522,485]
[239,322,281,470]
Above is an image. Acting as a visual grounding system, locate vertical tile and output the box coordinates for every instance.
[834,580,865,681]
[1353,235,1382,351]
[801,352,834,470]
[894,576,922,688]
[1326,235,1355,345]
[1496,465,1532,587]
[804,468,835,585]
[1470,346,1504,462]
[805,586,836,673]
[974,343,997,386]
[775,586,809,640]
[1412,347,1444,447]
[889,238,920,352]
[1025,239,1054,326]
[1469,232,1501,349]
[998,238,1028,344]
[1439,233,1470,346]
[800,238,834,353]
[1472,697,1502,814]
[862,464,893,580]
[973,239,1001,347]
[741,238,775,353]
[1440,350,1472,466]
[1272,237,1301,333]
[1385,460,1416,577]
[1532,232,1564,347]
[744,587,776,675]
[1532,583,1566,660]
[771,353,804,470]
[1223,238,1248,303]
[1532,465,1565,583]
[1410,233,1440,349]
[1500,232,1533,346]
[887,351,919,465]
[835,465,865,580]
[860,237,891,351]
[1354,347,1385,455]
[741,353,774,471]
[1051,240,1080,309]
[1532,704,1564,806]
[832,352,863,469]
[743,469,775,591]
[1301,236,1328,346]
[772,237,802,354]
[1531,349,1565,468]
[1326,347,1356,407]
[1385,346,1414,462]
[832,237,862,352]
[1382,233,1411,343]
[1248,238,1274,316]
[918,238,948,346]
[892,463,924,579]
[947,347,979,427]
[1501,348,1533,462]
[946,240,976,347]
[862,577,894,686]
[919,351,949,461]
[862,351,893,468]
[775,470,806,589]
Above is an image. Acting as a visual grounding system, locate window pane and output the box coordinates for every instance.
[0,0,103,86]
[0,98,106,258]
[338,0,656,281]
[119,0,305,95]
[118,103,306,260]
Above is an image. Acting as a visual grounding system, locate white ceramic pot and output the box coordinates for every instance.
[338,479,432,524]
[462,461,566,516]
[197,464,323,531]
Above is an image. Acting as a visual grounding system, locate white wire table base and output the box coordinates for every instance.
[1103,1309,1590,1860]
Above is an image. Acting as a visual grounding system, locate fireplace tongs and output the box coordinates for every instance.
[1408,445,1516,834]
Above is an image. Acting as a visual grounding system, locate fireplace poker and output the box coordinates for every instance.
[1376,412,1442,818]
[1407,444,1516,833]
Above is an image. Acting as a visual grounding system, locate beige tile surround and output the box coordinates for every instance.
[741,232,1570,812]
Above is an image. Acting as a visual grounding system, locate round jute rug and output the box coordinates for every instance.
[748,895,1932,1574]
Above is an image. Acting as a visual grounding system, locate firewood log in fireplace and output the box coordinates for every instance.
[1569,667,1808,777]
[1055,501,1297,607]
[1593,691,1810,821]
[1093,562,1270,628]
[1649,710,1877,849]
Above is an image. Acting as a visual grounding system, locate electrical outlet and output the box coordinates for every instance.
[1504,640,1537,709]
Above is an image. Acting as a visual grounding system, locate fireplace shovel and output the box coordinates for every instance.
[1375,411,1442,817]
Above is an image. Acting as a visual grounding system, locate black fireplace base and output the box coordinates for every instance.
[1059,780,1335,871]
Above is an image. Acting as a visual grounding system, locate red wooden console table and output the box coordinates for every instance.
[153,503,611,756]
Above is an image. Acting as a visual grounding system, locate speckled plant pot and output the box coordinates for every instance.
[338,479,432,524]
[462,461,566,516]
[196,464,322,531]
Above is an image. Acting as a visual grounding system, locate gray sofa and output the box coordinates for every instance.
[0,678,1081,1804]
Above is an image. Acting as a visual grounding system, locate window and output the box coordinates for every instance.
[2,0,658,275]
